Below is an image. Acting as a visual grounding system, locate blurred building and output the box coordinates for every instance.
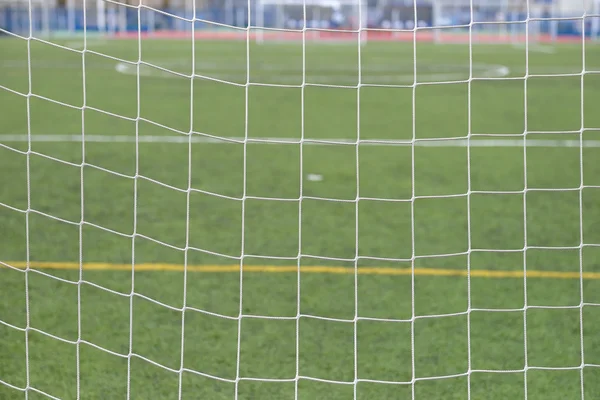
[0,0,598,39]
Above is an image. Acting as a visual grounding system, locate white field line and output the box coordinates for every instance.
[511,43,557,54]
[2,134,600,148]
[114,61,511,83]
[64,40,109,49]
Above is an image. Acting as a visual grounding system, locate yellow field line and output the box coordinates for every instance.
[3,261,600,280]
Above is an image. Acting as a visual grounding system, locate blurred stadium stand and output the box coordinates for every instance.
[0,0,598,40]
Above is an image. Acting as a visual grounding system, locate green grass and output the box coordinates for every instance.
[2,35,600,399]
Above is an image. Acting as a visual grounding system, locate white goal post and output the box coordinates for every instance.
[593,0,600,41]
[255,0,368,44]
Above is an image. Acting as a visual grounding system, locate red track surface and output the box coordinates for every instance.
[115,29,586,44]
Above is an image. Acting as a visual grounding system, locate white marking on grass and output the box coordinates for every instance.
[512,43,556,54]
[2,134,600,148]
[64,39,109,49]
[113,61,510,83]
[307,174,324,181]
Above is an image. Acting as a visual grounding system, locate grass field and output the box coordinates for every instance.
[2,33,600,399]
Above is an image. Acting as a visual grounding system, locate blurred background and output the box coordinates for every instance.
[1,0,599,42]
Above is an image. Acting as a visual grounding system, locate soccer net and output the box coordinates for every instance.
[1,0,600,399]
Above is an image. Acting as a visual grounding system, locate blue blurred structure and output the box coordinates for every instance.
[0,0,598,39]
